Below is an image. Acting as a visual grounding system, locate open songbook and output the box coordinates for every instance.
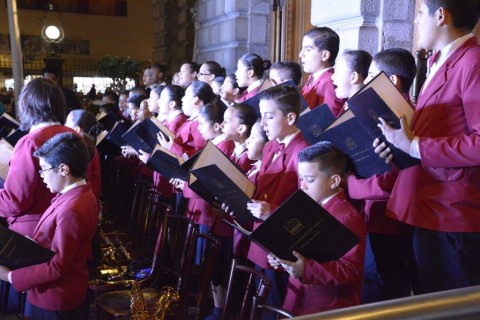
[231,190,359,263]
[146,145,199,181]
[122,117,175,154]
[0,225,55,269]
[187,141,258,225]
[346,71,420,170]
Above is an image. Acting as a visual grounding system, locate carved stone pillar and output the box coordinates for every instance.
[310,0,415,55]
[193,0,272,73]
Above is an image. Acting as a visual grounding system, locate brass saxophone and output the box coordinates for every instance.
[153,286,180,320]
[130,282,180,320]
[130,281,149,320]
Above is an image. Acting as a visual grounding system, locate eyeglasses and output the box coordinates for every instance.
[198,72,212,77]
[38,167,54,176]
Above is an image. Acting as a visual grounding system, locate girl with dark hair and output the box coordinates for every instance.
[186,100,234,320]
[138,85,188,205]
[220,74,245,105]
[157,81,215,214]
[0,78,77,315]
[198,61,226,85]
[178,62,199,88]
[235,53,274,103]
[65,109,103,199]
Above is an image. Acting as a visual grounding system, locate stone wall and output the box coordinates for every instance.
[310,0,415,56]
[193,0,272,73]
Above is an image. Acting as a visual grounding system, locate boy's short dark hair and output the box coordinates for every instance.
[298,141,347,177]
[18,78,66,131]
[304,27,340,66]
[425,0,480,31]
[342,50,372,80]
[259,84,301,122]
[103,91,119,103]
[127,94,147,108]
[34,132,90,178]
[373,48,417,93]
[270,61,303,86]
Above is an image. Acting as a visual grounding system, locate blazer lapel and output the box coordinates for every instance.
[413,37,477,126]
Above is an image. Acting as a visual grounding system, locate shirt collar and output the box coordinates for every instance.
[212,133,227,145]
[433,33,474,69]
[320,189,341,205]
[30,121,61,133]
[312,67,333,83]
[233,142,247,158]
[246,79,263,93]
[60,179,87,194]
[276,129,300,149]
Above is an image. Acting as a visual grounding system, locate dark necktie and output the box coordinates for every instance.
[428,50,441,68]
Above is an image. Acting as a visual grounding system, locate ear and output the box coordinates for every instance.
[192,71,198,78]
[213,122,221,132]
[389,74,402,89]
[321,50,331,63]
[74,126,81,133]
[247,69,255,79]
[209,74,215,82]
[286,112,297,126]
[169,100,176,110]
[233,87,240,95]
[58,163,70,177]
[351,71,360,85]
[330,174,342,189]
[437,7,446,26]
[237,124,247,135]
[193,96,201,105]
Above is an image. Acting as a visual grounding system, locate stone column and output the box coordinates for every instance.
[310,0,415,55]
[194,0,272,73]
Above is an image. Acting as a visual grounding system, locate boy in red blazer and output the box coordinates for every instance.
[0,132,98,319]
[269,142,366,316]
[246,85,308,317]
[348,48,419,302]
[377,0,480,293]
[299,27,345,115]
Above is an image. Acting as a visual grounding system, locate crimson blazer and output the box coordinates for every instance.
[347,169,407,234]
[170,117,206,158]
[11,184,98,311]
[247,133,309,268]
[301,69,345,116]
[387,37,480,232]
[153,113,188,198]
[282,191,366,316]
[0,125,76,237]
[86,148,101,200]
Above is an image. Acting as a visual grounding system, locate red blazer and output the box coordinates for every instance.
[170,117,206,158]
[282,191,366,316]
[232,148,255,174]
[153,113,188,198]
[247,133,309,268]
[301,69,345,116]
[86,148,101,200]
[347,169,407,234]
[185,139,235,234]
[12,184,98,311]
[0,125,76,237]
[387,37,480,232]
[236,83,262,103]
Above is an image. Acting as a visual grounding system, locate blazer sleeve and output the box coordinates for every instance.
[347,168,398,200]
[0,137,40,216]
[420,62,480,168]
[11,207,89,291]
